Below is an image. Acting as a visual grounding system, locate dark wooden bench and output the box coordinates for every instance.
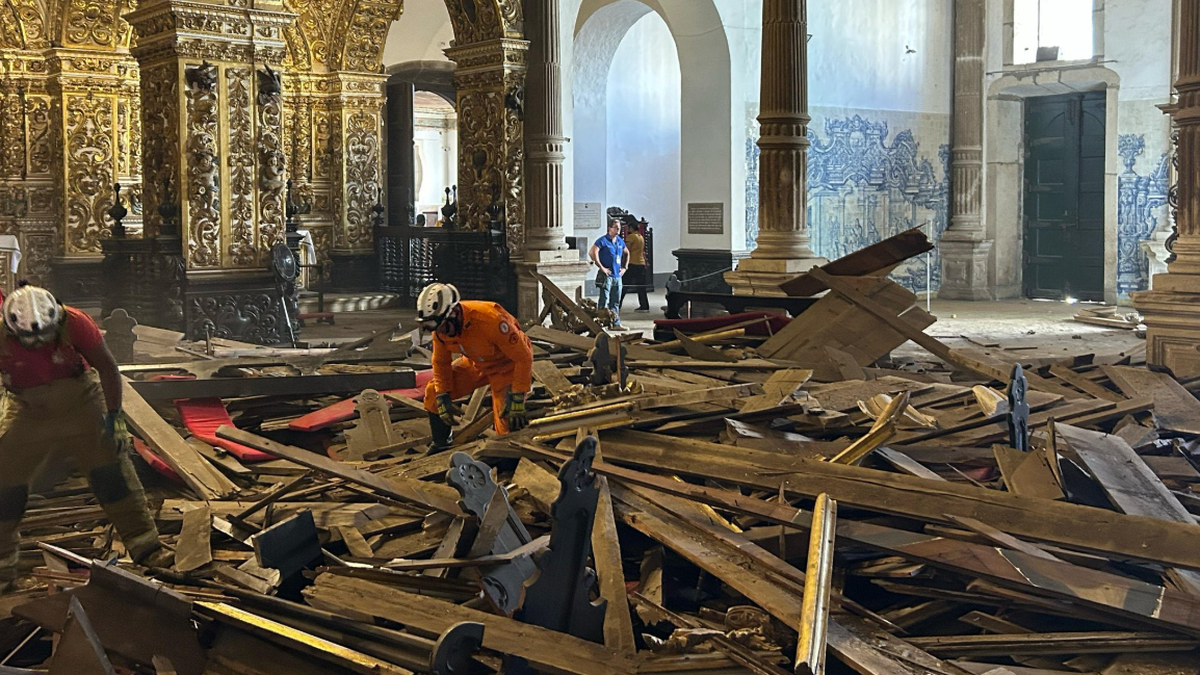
[664,291,817,321]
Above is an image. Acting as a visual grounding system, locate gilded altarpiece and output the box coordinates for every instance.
[0,0,142,296]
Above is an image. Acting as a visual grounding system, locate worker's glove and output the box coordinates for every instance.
[503,392,529,431]
[103,409,125,439]
[436,393,463,426]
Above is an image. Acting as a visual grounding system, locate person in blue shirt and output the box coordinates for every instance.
[589,219,630,327]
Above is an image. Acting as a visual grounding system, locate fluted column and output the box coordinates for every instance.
[1133,0,1200,375]
[524,0,568,251]
[726,0,826,296]
[939,0,993,300]
[513,0,588,322]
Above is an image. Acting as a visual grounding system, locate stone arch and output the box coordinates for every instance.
[570,0,739,263]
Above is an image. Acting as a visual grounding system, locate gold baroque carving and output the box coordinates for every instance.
[338,107,377,250]
[21,232,54,285]
[64,0,118,47]
[64,92,115,254]
[185,62,220,267]
[26,95,51,175]
[0,93,25,177]
[226,66,255,267]
[140,63,178,237]
[256,65,285,260]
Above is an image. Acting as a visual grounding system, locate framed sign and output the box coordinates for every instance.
[687,202,724,234]
[574,202,603,230]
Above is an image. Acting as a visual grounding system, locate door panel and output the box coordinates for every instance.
[1023,92,1106,300]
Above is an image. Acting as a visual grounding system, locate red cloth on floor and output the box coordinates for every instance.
[288,369,435,432]
[175,397,275,462]
[654,311,790,337]
[133,438,182,483]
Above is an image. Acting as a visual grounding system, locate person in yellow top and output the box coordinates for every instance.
[621,220,651,313]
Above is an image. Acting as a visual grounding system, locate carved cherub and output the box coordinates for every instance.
[185,61,217,91]
[257,63,282,104]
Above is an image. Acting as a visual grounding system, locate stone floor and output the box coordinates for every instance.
[298,290,1145,364]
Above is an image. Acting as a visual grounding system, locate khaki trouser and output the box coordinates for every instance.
[0,370,159,574]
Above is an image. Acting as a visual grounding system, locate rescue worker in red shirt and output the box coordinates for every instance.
[418,283,532,450]
[0,284,169,589]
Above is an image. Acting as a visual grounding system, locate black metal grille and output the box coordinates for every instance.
[378,224,516,312]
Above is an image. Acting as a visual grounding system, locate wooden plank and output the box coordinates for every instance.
[532,360,575,397]
[215,426,462,516]
[577,429,1200,571]
[993,446,1065,501]
[796,494,836,675]
[530,270,606,336]
[1104,365,1200,435]
[588,458,1200,638]
[306,574,641,675]
[526,325,689,362]
[1056,423,1200,596]
[1048,364,1126,402]
[592,473,636,654]
[779,227,933,296]
[174,505,213,573]
[907,632,1197,658]
[122,378,238,500]
[608,485,940,675]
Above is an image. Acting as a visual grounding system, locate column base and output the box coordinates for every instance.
[1133,278,1200,377]
[937,238,993,300]
[724,256,828,297]
[328,252,378,292]
[516,251,591,322]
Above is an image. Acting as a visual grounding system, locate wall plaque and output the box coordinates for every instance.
[574,202,603,230]
[687,202,724,234]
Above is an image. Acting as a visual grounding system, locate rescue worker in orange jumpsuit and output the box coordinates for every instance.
[418,283,532,450]
[0,284,169,590]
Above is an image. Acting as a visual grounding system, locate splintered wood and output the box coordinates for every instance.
[6,228,1199,675]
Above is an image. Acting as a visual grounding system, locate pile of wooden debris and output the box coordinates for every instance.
[2,232,1198,675]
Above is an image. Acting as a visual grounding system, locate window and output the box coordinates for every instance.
[1013,0,1094,64]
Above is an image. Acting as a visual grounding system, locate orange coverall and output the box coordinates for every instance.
[422,301,533,433]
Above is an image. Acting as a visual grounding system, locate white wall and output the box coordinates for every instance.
[605,13,681,275]
[413,110,456,215]
[382,0,454,66]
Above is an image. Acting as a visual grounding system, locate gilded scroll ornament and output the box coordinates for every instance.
[185,61,220,268]
[64,0,117,47]
[140,64,179,238]
[340,108,379,250]
[64,93,115,254]
[21,232,53,285]
[226,66,255,267]
[257,64,286,260]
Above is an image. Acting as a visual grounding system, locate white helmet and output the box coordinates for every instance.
[417,282,460,328]
[4,284,64,347]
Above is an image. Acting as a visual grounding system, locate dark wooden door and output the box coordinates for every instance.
[1023,92,1106,300]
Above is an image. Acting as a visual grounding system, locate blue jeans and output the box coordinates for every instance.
[597,272,623,324]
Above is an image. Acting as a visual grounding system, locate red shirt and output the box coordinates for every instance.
[0,306,103,391]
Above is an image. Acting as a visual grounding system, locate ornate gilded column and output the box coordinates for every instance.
[325,71,387,291]
[1133,0,1200,375]
[123,0,297,341]
[938,0,993,300]
[515,0,588,320]
[47,51,142,300]
[446,38,528,240]
[0,53,55,288]
[726,0,826,296]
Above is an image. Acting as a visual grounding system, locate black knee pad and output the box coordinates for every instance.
[0,485,27,522]
[88,461,131,504]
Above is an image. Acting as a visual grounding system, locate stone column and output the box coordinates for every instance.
[516,0,588,320]
[938,0,993,300]
[726,0,826,297]
[1133,0,1200,375]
